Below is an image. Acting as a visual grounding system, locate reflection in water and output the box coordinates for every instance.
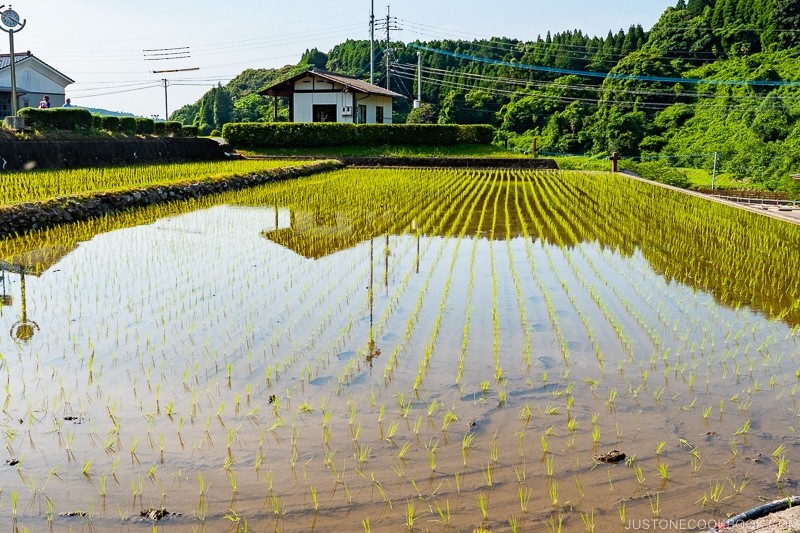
[0,243,75,342]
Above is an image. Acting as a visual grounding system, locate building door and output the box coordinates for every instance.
[313,104,337,123]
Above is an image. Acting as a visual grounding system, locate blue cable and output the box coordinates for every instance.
[409,43,800,87]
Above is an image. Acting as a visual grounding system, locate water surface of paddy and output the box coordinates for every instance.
[1,169,799,531]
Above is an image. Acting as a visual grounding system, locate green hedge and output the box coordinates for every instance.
[18,108,94,131]
[222,123,496,148]
[165,122,183,136]
[119,117,137,135]
[181,125,199,137]
[101,116,119,132]
[92,114,104,129]
[153,121,165,135]
[135,118,155,135]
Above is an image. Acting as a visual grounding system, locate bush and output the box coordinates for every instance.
[92,114,103,129]
[100,115,119,132]
[135,118,155,135]
[222,123,496,148]
[164,122,183,136]
[222,122,356,148]
[153,121,165,135]
[181,125,199,137]
[209,129,222,137]
[18,108,94,131]
[119,117,137,135]
[457,125,495,144]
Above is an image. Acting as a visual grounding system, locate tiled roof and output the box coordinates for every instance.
[260,67,406,99]
[0,51,31,69]
[0,52,75,84]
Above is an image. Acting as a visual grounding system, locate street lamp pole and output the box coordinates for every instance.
[0,5,26,119]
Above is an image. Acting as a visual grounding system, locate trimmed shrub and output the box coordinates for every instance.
[18,108,94,131]
[181,125,199,137]
[209,129,222,137]
[457,125,495,144]
[222,122,495,149]
[135,118,155,135]
[222,122,356,148]
[92,114,103,129]
[164,122,183,136]
[101,115,119,132]
[119,117,137,135]
[153,121,166,135]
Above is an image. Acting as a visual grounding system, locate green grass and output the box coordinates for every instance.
[677,167,757,191]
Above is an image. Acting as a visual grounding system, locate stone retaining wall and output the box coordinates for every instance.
[0,137,231,171]
[0,161,343,238]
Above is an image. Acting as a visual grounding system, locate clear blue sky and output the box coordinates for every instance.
[12,0,675,118]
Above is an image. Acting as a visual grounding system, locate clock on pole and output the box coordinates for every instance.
[0,4,26,124]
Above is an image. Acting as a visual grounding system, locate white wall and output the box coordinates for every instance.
[0,59,69,111]
[357,95,394,124]
[291,74,393,124]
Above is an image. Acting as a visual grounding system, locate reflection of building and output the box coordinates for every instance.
[0,52,74,113]
[0,243,76,342]
[259,68,404,124]
[263,209,395,260]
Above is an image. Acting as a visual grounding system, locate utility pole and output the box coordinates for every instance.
[370,0,375,85]
[152,67,199,121]
[385,6,391,90]
[415,51,421,108]
[162,79,169,121]
[374,6,399,90]
[712,152,718,191]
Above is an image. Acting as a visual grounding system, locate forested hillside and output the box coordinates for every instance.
[172,0,800,190]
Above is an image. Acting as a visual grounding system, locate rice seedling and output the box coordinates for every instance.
[478,491,489,519]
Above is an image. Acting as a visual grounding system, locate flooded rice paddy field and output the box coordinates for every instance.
[1,168,799,532]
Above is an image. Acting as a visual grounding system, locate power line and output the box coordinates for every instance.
[408,43,800,87]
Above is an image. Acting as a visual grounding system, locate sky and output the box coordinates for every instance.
[8,0,676,118]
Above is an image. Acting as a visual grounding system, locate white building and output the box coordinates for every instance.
[259,68,405,124]
[0,52,74,114]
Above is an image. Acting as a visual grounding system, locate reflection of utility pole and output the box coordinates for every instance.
[384,234,389,294]
[366,238,381,370]
[10,271,38,342]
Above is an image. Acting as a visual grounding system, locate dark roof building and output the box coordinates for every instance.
[259,68,405,124]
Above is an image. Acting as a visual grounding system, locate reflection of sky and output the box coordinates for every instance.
[0,197,796,529]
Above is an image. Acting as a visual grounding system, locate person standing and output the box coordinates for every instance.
[38,95,50,109]
[63,98,72,108]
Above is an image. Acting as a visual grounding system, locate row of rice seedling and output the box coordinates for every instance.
[0,160,315,204]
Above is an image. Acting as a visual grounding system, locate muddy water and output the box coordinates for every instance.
[0,169,799,532]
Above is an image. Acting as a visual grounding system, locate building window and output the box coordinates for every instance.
[22,99,29,108]
[376,106,384,124]
[358,105,366,124]
[313,104,337,123]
